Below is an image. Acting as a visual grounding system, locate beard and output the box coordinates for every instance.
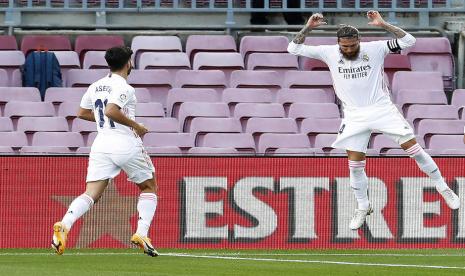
[340,46,360,60]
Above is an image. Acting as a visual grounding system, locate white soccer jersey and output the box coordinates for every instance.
[288,35,415,110]
[80,73,142,154]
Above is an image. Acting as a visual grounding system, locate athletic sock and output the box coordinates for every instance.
[349,160,370,210]
[136,193,158,237]
[61,193,94,230]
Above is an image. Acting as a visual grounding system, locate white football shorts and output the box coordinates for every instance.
[86,146,155,184]
[332,103,415,153]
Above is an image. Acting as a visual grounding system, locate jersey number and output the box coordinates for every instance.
[94,99,115,129]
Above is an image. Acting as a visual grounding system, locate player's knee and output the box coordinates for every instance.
[137,176,157,194]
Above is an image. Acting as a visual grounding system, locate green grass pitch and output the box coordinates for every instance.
[1,249,465,276]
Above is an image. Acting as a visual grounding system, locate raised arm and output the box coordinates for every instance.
[288,13,329,59]
[367,10,416,49]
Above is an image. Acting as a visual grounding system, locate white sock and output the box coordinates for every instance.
[136,193,158,237]
[349,160,370,210]
[61,193,94,230]
[405,144,449,191]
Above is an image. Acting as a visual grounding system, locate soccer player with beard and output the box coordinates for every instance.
[51,46,158,257]
[288,11,460,230]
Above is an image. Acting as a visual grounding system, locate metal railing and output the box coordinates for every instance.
[1,0,464,28]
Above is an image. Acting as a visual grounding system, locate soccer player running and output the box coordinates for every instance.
[288,11,460,230]
[52,46,158,257]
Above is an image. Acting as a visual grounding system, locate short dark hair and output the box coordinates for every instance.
[337,25,360,40]
[105,46,133,71]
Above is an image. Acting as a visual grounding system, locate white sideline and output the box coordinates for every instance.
[1,252,465,270]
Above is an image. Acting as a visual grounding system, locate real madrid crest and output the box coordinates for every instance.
[362,53,369,62]
[119,94,127,101]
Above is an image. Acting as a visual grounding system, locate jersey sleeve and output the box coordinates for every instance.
[377,33,416,56]
[79,88,93,110]
[108,87,132,108]
[287,41,330,62]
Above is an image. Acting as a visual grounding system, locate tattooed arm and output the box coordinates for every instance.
[367,10,415,49]
[288,13,329,58]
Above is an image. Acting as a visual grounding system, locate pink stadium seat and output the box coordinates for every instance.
[174,70,227,91]
[401,37,454,92]
[135,103,165,117]
[75,35,124,64]
[245,118,298,144]
[187,147,239,155]
[131,36,182,67]
[272,148,316,156]
[0,132,28,148]
[52,51,81,85]
[86,132,97,146]
[0,35,18,50]
[10,69,22,87]
[193,52,244,79]
[71,119,96,133]
[313,133,337,151]
[166,88,219,117]
[404,104,458,127]
[58,102,80,119]
[283,71,334,95]
[20,146,72,154]
[0,146,14,153]
[134,88,151,103]
[186,35,237,63]
[451,89,465,119]
[66,69,108,87]
[138,52,190,78]
[177,102,230,132]
[234,103,285,127]
[391,71,444,101]
[370,135,402,153]
[258,133,310,154]
[300,118,342,135]
[44,87,87,103]
[136,117,179,133]
[202,133,256,154]
[4,102,55,118]
[230,70,282,96]
[21,35,72,55]
[277,89,335,109]
[76,147,91,154]
[0,87,41,103]
[0,117,13,131]
[145,146,183,155]
[0,69,7,86]
[246,53,298,74]
[288,103,340,121]
[143,133,194,150]
[31,132,84,148]
[17,117,69,132]
[396,90,447,109]
[222,88,273,112]
[416,119,464,144]
[190,117,242,145]
[383,54,411,85]
[127,69,172,104]
[299,37,336,71]
[428,135,465,152]
[0,51,25,86]
[239,36,289,65]
[82,51,108,69]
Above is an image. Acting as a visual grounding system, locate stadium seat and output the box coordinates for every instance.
[288,103,340,121]
[0,146,14,153]
[190,117,242,145]
[258,133,310,154]
[20,146,72,154]
[299,37,336,71]
[404,104,458,127]
[396,90,447,109]
[0,35,18,50]
[82,51,108,69]
[245,118,298,144]
[58,102,80,119]
[127,69,172,104]
[75,35,124,64]
[0,69,7,86]
[193,52,244,79]
[44,87,87,104]
[234,103,285,120]
[222,88,273,113]
[66,69,108,87]
[135,103,165,117]
[20,35,72,55]
[401,37,455,92]
[370,135,402,153]
[300,118,342,135]
[277,88,335,110]
[451,89,465,119]
[202,133,256,154]
[52,51,81,85]
[383,54,411,85]
[0,51,25,86]
[76,147,91,154]
[166,88,219,117]
[239,36,289,65]
[138,52,190,78]
[136,117,179,133]
[391,71,444,102]
[272,147,316,156]
[17,117,69,133]
[31,132,84,148]
[131,36,182,67]
[71,119,96,133]
[416,119,464,144]
[313,133,337,151]
[145,146,183,155]
[187,147,239,155]
[177,102,230,131]
[186,35,237,63]
[143,133,194,151]
[0,132,28,148]
[246,53,298,78]
[174,70,227,92]
[428,135,465,152]
[283,71,334,95]
[4,101,55,118]
[0,87,41,103]
[230,70,282,96]
[0,117,13,132]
